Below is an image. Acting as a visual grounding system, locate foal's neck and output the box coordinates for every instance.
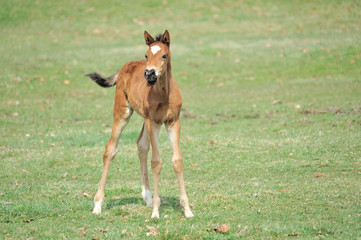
[154,61,172,99]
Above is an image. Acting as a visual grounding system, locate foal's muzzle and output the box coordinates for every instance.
[144,69,157,85]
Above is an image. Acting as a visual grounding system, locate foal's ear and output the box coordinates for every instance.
[144,31,155,46]
[160,30,170,47]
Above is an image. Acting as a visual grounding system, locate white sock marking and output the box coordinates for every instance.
[93,200,102,215]
[142,189,153,207]
[151,45,161,55]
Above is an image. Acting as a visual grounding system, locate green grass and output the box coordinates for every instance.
[1,0,360,239]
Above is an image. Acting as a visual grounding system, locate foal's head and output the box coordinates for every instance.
[144,30,171,86]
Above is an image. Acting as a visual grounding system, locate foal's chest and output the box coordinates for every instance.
[148,102,179,124]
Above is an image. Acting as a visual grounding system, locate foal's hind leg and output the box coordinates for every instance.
[93,103,132,215]
[137,123,152,207]
[166,119,194,218]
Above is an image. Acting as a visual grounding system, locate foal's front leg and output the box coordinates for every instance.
[166,119,194,218]
[144,120,162,218]
[137,123,152,207]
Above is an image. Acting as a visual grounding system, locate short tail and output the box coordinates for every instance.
[85,72,118,88]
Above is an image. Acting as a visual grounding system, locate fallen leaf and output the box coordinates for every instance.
[190,163,197,166]
[146,226,159,236]
[23,219,34,223]
[333,108,345,114]
[272,99,282,105]
[64,80,70,84]
[93,29,101,34]
[100,229,107,233]
[215,224,230,234]
[298,109,327,115]
[288,233,299,237]
[121,229,127,234]
[85,7,94,13]
[313,172,326,178]
[80,231,86,237]
[82,192,93,198]
[216,82,224,87]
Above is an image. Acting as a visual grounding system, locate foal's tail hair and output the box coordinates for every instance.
[86,72,118,88]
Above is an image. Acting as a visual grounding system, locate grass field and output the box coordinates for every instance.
[1,0,361,239]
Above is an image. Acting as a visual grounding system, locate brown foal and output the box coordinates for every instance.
[86,30,194,218]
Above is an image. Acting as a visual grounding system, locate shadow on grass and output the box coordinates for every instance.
[105,196,182,212]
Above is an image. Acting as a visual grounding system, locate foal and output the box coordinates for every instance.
[86,30,194,218]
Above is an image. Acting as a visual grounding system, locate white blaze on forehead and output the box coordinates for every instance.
[151,45,161,55]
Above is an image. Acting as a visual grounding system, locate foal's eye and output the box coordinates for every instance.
[145,55,148,59]
[162,54,167,60]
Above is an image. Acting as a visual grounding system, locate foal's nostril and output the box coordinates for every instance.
[146,69,155,75]
[145,69,156,78]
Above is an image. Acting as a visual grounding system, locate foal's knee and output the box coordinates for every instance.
[137,141,150,155]
[151,158,162,173]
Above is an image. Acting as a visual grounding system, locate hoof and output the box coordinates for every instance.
[142,189,153,208]
[93,201,102,215]
[185,209,194,218]
[151,210,160,219]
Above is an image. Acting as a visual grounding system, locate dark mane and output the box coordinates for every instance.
[155,33,162,42]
